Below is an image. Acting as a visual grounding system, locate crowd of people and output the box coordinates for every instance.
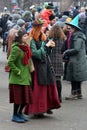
[1,2,87,123]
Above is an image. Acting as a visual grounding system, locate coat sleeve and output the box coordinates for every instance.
[64,38,83,56]
[8,46,21,75]
[30,39,46,60]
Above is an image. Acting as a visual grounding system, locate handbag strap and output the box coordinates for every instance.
[47,55,56,77]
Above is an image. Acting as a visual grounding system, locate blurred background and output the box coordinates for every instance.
[0,0,87,13]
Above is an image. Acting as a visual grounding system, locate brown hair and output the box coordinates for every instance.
[29,26,46,41]
[48,24,66,41]
[14,28,27,43]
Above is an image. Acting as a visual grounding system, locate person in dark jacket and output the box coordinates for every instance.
[63,15,87,100]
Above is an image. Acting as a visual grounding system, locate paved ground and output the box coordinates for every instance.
[0,46,87,130]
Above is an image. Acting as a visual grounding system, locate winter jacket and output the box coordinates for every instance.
[40,9,53,28]
[30,39,55,85]
[64,31,87,81]
[8,43,32,85]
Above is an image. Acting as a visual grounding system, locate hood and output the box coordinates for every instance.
[12,13,21,23]
[73,31,86,41]
[22,11,32,22]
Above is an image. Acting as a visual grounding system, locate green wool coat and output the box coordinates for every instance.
[8,43,31,85]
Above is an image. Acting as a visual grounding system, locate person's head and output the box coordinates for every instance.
[44,2,54,11]
[17,19,25,27]
[49,14,56,25]
[63,25,71,34]
[48,24,66,41]
[67,25,77,34]
[65,15,81,33]
[22,11,32,22]
[29,19,46,41]
[12,13,21,23]
[35,12,40,20]
[63,17,72,33]
[79,7,85,13]
[14,28,29,44]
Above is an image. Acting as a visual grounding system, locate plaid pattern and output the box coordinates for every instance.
[50,39,64,77]
[9,84,33,104]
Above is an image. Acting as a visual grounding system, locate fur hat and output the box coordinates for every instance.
[32,19,44,26]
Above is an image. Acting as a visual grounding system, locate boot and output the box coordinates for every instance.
[65,94,78,100]
[17,114,29,121]
[12,115,25,123]
[76,82,82,99]
[17,104,29,121]
[56,80,62,102]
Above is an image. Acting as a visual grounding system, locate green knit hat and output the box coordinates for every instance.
[44,2,54,9]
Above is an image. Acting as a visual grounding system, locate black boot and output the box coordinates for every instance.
[56,80,62,102]
[77,82,82,99]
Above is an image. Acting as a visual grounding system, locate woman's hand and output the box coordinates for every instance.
[46,40,55,48]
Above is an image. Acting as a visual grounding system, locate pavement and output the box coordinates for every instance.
[0,46,87,130]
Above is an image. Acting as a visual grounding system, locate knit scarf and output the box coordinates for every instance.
[18,45,32,65]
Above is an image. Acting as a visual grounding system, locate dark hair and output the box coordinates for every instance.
[14,28,27,43]
[49,14,55,21]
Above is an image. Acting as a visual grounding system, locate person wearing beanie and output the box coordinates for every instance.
[40,2,55,31]
[22,11,32,22]
[6,19,25,58]
[45,2,54,9]
[13,18,25,30]
[8,28,33,123]
[17,19,25,27]
[12,13,21,24]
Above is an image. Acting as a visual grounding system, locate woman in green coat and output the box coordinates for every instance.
[24,19,60,117]
[8,28,32,123]
[63,15,87,100]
